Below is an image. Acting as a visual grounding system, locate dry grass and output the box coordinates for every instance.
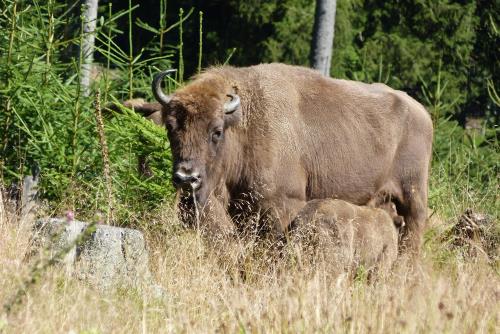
[0,204,498,334]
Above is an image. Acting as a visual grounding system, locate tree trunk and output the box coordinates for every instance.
[80,0,99,96]
[310,0,337,76]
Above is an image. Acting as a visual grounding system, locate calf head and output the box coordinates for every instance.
[153,70,241,206]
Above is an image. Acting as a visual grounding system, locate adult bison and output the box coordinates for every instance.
[152,63,433,254]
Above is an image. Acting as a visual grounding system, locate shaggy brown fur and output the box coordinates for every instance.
[154,63,433,253]
[290,199,399,272]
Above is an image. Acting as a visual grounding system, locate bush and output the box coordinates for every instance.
[0,0,178,224]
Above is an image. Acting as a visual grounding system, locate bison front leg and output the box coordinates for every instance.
[257,171,308,238]
[260,196,307,237]
[177,192,245,273]
[198,195,236,240]
[176,191,236,240]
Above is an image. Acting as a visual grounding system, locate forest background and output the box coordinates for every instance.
[1,0,498,224]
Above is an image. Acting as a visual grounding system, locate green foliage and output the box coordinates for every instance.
[430,118,499,218]
[259,0,315,64]
[332,1,477,115]
[152,0,316,69]
[0,0,177,224]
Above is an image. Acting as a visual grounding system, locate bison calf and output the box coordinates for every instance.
[290,199,399,273]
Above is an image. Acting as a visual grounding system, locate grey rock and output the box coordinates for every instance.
[33,218,166,297]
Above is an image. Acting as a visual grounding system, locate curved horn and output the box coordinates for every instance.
[224,94,240,114]
[152,69,177,105]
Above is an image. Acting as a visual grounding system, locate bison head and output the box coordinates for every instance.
[152,70,241,206]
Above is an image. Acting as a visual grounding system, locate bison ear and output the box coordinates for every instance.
[223,94,241,128]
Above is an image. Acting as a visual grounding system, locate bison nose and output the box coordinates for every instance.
[172,170,202,190]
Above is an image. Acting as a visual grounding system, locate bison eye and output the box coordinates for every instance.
[211,129,223,142]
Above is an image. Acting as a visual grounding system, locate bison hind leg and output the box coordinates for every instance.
[396,174,428,256]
